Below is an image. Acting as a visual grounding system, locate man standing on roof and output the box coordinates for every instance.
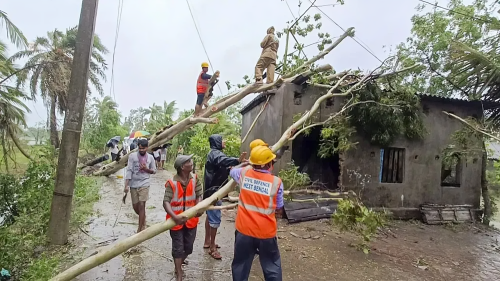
[195,62,218,116]
[230,144,284,281]
[163,154,203,281]
[203,134,246,260]
[255,26,279,85]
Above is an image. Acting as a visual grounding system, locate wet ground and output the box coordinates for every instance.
[66,169,500,281]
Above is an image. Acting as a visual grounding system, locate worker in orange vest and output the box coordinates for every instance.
[163,154,203,281]
[195,62,219,116]
[229,145,284,281]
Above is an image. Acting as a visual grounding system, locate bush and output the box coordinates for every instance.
[0,147,99,280]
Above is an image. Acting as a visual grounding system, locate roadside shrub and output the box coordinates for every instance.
[0,147,99,280]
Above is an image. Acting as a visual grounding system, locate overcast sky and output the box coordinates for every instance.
[3,0,441,127]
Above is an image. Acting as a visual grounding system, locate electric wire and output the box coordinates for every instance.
[109,0,124,101]
[185,0,223,95]
[308,0,384,63]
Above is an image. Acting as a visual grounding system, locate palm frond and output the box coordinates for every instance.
[0,10,28,49]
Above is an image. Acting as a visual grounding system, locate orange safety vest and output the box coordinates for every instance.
[196,71,209,94]
[165,176,199,231]
[235,167,282,239]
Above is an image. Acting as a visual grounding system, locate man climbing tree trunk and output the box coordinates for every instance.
[47,0,99,245]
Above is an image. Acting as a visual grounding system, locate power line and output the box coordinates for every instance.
[109,0,124,101]
[185,0,223,95]
[285,0,296,19]
[308,0,384,63]
[417,0,495,25]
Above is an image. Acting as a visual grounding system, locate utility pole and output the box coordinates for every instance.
[48,0,99,245]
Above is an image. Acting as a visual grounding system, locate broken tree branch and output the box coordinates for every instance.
[442,111,500,142]
[241,95,271,143]
[188,117,219,124]
[283,27,354,78]
[208,203,238,210]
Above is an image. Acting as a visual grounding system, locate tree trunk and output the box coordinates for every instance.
[7,127,33,161]
[47,0,99,245]
[49,96,60,149]
[481,140,492,225]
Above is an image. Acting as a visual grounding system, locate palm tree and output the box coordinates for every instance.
[144,101,177,132]
[0,10,32,168]
[11,26,108,148]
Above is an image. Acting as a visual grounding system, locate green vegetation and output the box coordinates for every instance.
[0,146,100,280]
[333,197,388,254]
[278,161,311,190]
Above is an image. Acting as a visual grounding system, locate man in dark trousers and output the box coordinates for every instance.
[202,134,246,260]
[229,144,284,281]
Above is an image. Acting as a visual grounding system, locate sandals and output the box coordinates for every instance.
[209,249,222,260]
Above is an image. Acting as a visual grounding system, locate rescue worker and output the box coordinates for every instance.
[229,145,284,281]
[195,62,218,116]
[255,26,279,85]
[163,154,203,281]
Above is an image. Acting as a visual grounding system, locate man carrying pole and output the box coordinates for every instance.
[229,144,284,281]
[163,154,203,281]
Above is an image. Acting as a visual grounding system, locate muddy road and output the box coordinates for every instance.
[66,169,500,281]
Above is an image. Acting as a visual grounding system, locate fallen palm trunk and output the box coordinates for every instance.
[78,154,109,169]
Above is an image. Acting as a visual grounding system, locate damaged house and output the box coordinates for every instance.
[240,81,497,222]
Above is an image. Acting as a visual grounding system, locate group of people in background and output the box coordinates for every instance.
[123,134,284,281]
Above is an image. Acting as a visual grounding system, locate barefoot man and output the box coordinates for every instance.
[124,138,156,233]
[163,154,203,281]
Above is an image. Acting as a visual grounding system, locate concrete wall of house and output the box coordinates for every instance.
[341,99,483,209]
[240,87,285,172]
[240,83,482,209]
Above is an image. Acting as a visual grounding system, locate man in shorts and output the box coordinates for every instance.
[203,134,246,259]
[124,138,156,233]
[163,154,203,281]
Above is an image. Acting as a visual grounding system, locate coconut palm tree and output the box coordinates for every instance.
[11,26,108,148]
[144,101,178,132]
[0,10,32,168]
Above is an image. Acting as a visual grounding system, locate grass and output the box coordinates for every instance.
[0,147,31,174]
[0,158,102,280]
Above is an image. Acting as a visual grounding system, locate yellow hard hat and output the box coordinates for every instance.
[249,146,276,166]
[201,62,209,68]
[249,139,268,151]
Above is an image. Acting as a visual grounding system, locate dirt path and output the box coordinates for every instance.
[68,170,500,281]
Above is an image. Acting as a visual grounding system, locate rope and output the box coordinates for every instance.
[185,0,223,95]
